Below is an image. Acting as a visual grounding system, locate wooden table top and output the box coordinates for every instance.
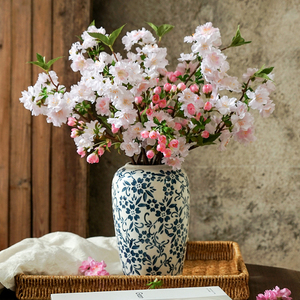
[0,264,299,300]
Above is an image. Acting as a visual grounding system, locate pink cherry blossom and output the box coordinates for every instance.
[201,130,210,138]
[77,147,85,158]
[79,257,109,276]
[169,139,179,148]
[97,147,105,156]
[111,124,119,134]
[174,70,182,77]
[164,83,172,92]
[187,103,196,115]
[149,130,159,139]
[204,101,212,111]
[175,122,182,130]
[67,117,77,126]
[87,153,99,164]
[158,135,167,144]
[177,82,186,91]
[195,112,202,121]
[168,72,177,82]
[20,22,276,171]
[157,143,166,152]
[159,99,167,108]
[163,148,172,157]
[190,84,199,93]
[154,86,161,94]
[203,84,213,94]
[146,150,155,159]
[141,130,149,139]
[152,94,160,104]
[71,128,79,138]
[135,96,142,104]
[171,85,177,92]
[256,286,292,300]
[146,108,153,116]
[167,105,174,114]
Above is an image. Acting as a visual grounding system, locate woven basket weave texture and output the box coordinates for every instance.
[15,241,249,300]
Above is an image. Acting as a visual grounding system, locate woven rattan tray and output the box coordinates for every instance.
[15,241,249,300]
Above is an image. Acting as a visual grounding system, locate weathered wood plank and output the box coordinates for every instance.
[51,0,90,237]
[0,0,12,250]
[31,0,52,238]
[9,0,32,245]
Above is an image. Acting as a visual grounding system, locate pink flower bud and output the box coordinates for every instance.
[164,83,172,92]
[203,84,213,94]
[70,128,79,138]
[141,130,149,139]
[181,119,189,126]
[77,147,85,158]
[167,105,174,114]
[135,96,143,104]
[195,112,202,121]
[177,82,186,91]
[87,153,99,164]
[163,148,172,157]
[168,73,177,82]
[67,117,77,127]
[190,84,199,93]
[146,108,153,116]
[157,143,166,152]
[152,94,160,104]
[153,86,161,94]
[149,130,159,139]
[201,130,210,138]
[187,103,196,115]
[159,99,167,108]
[158,135,167,145]
[78,121,84,130]
[112,124,119,134]
[204,101,212,111]
[175,122,182,130]
[174,70,182,77]
[97,147,105,156]
[171,85,177,92]
[146,150,155,159]
[169,139,179,148]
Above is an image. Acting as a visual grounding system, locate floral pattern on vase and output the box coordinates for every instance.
[112,163,190,276]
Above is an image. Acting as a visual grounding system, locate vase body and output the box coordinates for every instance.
[112,163,190,276]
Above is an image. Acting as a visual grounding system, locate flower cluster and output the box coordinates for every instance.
[256,286,292,300]
[78,257,109,276]
[20,22,275,169]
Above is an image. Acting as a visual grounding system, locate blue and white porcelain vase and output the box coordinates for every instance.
[112,163,190,276]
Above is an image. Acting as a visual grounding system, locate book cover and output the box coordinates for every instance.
[51,286,232,300]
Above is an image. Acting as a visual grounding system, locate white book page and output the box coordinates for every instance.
[51,286,232,300]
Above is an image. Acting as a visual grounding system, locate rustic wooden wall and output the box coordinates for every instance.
[0,0,91,250]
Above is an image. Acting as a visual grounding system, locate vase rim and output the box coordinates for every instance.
[123,162,184,171]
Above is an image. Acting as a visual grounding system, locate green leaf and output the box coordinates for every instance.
[28,61,48,70]
[202,133,221,145]
[28,54,62,72]
[88,32,110,45]
[229,25,251,48]
[153,117,160,125]
[108,24,126,46]
[253,65,274,81]
[157,24,174,38]
[89,20,96,27]
[146,278,163,289]
[36,53,45,63]
[146,22,158,35]
[46,56,63,69]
